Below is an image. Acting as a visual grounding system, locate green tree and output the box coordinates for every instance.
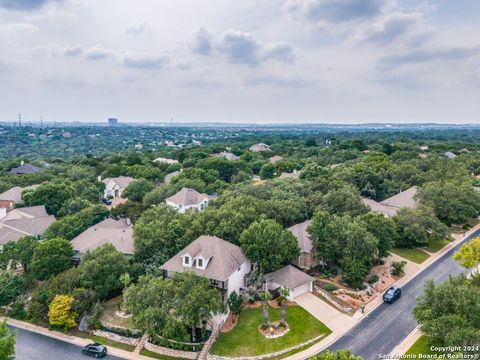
[309,211,339,266]
[48,295,78,330]
[44,205,109,240]
[359,212,396,258]
[312,349,363,360]
[418,181,480,225]
[0,273,23,308]
[394,207,449,247]
[259,163,275,179]
[413,275,480,347]
[122,178,155,202]
[0,321,15,360]
[30,238,74,280]
[0,235,38,273]
[321,185,368,216]
[57,198,91,217]
[454,237,480,278]
[227,291,243,315]
[78,244,130,299]
[133,205,192,267]
[125,273,224,342]
[22,181,75,215]
[240,219,300,272]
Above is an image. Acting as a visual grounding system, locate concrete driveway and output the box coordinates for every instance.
[295,293,355,333]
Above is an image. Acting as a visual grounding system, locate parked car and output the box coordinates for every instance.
[383,285,401,303]
[82,343,107,358]
[102,197,112,205]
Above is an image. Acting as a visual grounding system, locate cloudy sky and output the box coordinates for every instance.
[0,0,479,124]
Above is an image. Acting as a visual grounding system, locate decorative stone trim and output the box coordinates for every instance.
[207,333,327,360]
[144,340,198,360]
[92,329,140,347]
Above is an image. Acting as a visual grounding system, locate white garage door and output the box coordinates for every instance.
[293,282,311,299]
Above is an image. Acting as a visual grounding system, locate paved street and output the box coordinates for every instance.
[327,230,479,359]
[9,325,124,360]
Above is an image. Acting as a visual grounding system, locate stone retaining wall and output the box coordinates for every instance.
[207,333,327,360]
[92,329,140,347]
[144,340,198,360]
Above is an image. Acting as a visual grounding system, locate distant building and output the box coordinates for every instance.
[108,118,118,126]
[165,187,213,213]
[134,144,143,150]
[212,152,240,161]
[279,169,300,179]
[444,151,457,159]
[269,155,283,164]
[102,176,134,198]
[10,161,40,175]
[249,143,271,152]
[153,157,179,165]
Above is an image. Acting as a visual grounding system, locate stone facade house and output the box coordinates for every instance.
[288,220,319,269]
[102,176,134,199]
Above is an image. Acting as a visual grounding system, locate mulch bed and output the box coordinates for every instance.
[220,313,239,333]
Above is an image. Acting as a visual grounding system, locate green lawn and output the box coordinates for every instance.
[211,305,331,357]
[405,336,435,356]
[90,335,136,352]
[426,239,450,253]
[391,247,430,264]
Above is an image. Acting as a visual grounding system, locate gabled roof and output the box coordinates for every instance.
[362,186,419,217]
[71,218,134,255]
[380,186,419,209]
[265,265,314,289]
[213,152,240,161]
[444,151,457,159]
[166,187,211,206]
[0,187,24,203]
[160,235,248,281]
[279,170,300,179]
[0,205,55,245]
[164,171,181,185]
[288,220,313,253]
[103,176,134,188]
[153,157,179,164]
[269,155,283,164]
[10,164,40,175]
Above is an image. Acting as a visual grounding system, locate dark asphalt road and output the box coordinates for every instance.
[327,230,479,360]
[9,325,125,360]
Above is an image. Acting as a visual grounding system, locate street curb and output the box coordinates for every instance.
[284,225,480,360]
[2,317,151,360]
[389,326,421,356]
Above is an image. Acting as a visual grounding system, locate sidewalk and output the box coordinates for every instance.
[284,223,480,360]
[2,317,150,360]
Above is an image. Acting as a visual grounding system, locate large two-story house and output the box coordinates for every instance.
[165,187,213,213]
[160,235,251,300]
[102,176,134,199]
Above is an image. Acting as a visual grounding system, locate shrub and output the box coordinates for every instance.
[227,291,243,315]
[276,296,286,306]
[391,261,407,276]
[9,300,27,320]
[324,283,337,292]
[367,274,379,284]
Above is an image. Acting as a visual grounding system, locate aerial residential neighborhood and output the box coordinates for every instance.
[1,1,480,360]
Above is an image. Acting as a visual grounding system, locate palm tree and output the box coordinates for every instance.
[261,290,272,327]
[279,287,290,326]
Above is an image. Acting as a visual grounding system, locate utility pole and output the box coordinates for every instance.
[18,113,22,127]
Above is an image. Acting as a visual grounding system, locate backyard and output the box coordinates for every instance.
[210,305,331,357]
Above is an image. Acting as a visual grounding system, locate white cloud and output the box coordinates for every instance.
[0,22,38,34]
[125,22,150,36]
[122,53,169,70]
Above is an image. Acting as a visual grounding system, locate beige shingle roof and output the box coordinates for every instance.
[288,220,313,253]
[0,185,38,203]
[269,155,283,164]
[160,235,247,281]
[265,265,314,289]
[71,218,134,255]
[213,152,240,161]
[103,176,134,188]
[166,187,211,206]
[362,186,419,217]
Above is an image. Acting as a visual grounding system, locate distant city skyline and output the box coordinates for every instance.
[0,0,479,124]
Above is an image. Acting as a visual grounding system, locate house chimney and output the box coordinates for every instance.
[97,175,102,182]
[20,160,24,166]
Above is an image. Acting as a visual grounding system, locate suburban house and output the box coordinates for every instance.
[268,155,283,164]
[165,187,213,213]
[212,152,240,161]
[362,186,419,217]
[279,170,300,179]
[444,151,457,159]
[0,205,55,247]
[249,143,271,152]
[287,220,319,269]
[71,218,134,260]
[0,185,38,211]
[10,162,41,175]
[160,235,251,299]
[102,176,134,198]
[265,265,315,301]
[153,157,179,165]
